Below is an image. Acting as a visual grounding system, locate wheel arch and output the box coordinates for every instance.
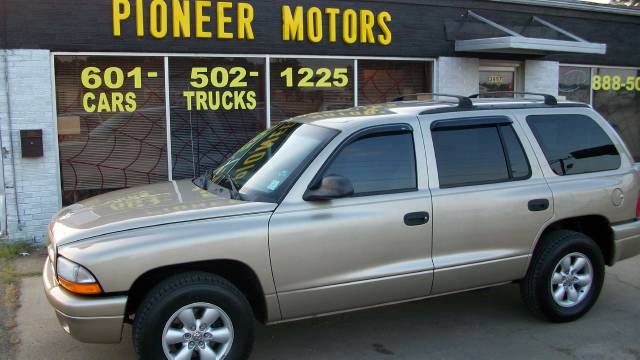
[125,259,269,323]
[533,215,614,266]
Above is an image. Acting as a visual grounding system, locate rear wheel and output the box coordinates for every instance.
[133,272,255,360]
[521,230,605,322]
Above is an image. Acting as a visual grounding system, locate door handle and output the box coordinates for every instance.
[404,212,430,226]
[528,199,550,212]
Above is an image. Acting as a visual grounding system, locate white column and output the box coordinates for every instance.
[0,49,59,242]
[436,57,480,96]
[524,60,560,96]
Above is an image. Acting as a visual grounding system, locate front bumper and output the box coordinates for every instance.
[611,220,640,264]
[42,257,128,344]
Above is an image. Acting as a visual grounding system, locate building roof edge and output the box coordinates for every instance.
[488,0,640,17]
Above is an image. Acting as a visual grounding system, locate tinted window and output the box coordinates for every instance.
[527,115,621,176]
[433,127,508,187]
[323,132,417,195]
[432,123,531,188]
[500,125,531,179]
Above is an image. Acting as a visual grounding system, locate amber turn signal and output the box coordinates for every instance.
[57,277,103,295]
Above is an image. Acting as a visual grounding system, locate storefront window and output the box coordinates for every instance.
[559,66,591,103]
[168,57,266,179]
[55,56,168,205]
[479,70,515,97]
[358,61,432,105]
[560,65,640,162]
[55,55,435,205]
[270,58,354,123]
[593,67,640,161]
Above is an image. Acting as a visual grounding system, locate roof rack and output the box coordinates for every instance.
[393,93,473,109]
[469,92,558,106]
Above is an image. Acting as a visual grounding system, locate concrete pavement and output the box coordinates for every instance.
[15,256,640,360]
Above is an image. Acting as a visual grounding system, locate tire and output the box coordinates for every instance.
[132,272,255,360]
[521,230,605,323]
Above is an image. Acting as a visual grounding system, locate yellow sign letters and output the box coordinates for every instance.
[112,1,392,46]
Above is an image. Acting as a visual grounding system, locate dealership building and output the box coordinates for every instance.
[0,0,639,241]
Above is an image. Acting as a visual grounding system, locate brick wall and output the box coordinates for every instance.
[0,49,60,242]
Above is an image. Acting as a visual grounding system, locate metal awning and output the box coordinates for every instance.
[454,11,607,55]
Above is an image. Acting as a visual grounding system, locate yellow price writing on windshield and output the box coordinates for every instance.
[592,75,640,91]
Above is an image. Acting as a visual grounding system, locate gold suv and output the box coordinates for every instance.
[44,94,640,360]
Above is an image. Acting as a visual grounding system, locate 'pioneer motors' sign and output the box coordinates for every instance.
[112,1,392,45]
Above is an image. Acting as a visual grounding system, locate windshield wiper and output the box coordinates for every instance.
[193,170,241,200]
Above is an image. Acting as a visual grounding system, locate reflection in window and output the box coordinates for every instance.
[358,61,432,105]
[527,114,621,175]
[559,66,591,103]
[323,132,417,195]
[55,56,168,205]
[270,58,354,123]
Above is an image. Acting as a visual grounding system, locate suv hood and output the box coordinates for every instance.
[49,179,276,246]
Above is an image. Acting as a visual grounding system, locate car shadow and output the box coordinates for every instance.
[251,273,640,360]
[251,283,543,359]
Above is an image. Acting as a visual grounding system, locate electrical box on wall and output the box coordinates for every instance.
[20,130,43,158]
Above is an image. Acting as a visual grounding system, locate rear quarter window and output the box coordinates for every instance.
[527,114,621,176]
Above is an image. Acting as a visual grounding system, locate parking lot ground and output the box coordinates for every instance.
[15,256,640,360]
[0,262,12,360]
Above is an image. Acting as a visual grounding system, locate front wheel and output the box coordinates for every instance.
[520,230,605,322]
[133,272,255,360]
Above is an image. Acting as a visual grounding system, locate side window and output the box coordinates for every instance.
[527,114,621,176]
[432,121,531,188]
[500,125,531,179]
[322,131,417,195]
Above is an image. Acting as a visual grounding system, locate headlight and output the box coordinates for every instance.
[56,257,102,295]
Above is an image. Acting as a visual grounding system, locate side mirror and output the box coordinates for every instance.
[303,175,354,201]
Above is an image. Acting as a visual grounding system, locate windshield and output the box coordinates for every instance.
[194,122,338,203]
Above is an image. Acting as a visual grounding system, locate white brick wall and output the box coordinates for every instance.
[0,49,60,242]
[437,57,480,96]
[524,60,560,97]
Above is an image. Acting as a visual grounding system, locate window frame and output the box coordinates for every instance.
[526,114,622,177]
[307,123,419,198]
[431,116,532,189]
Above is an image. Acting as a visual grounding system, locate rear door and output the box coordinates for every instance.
[418,111,553,294]
[269,119,434,319]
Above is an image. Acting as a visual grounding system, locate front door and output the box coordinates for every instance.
[269,121,433,319]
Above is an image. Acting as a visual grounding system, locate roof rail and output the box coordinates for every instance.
[393,93,473,109]
[469,92,558,106]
